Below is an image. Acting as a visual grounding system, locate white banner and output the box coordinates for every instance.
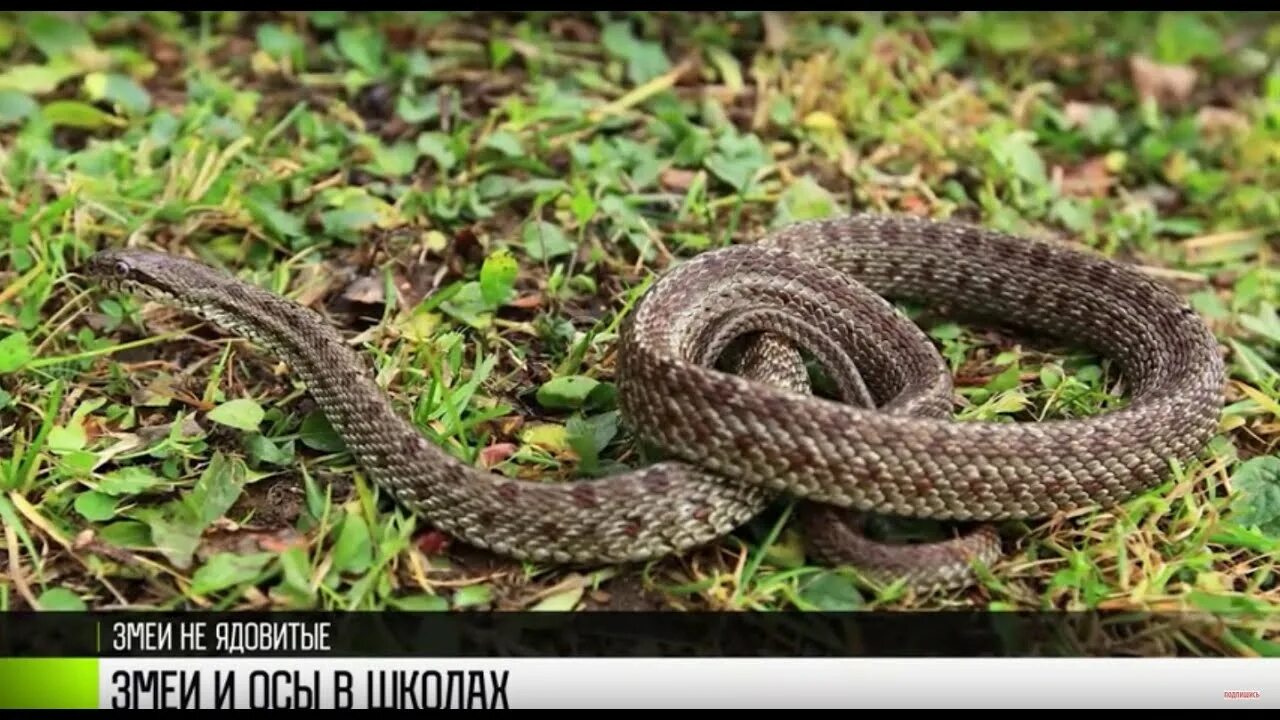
[99,657,1273,709]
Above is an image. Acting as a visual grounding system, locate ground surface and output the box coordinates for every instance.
[0,11,1277,653]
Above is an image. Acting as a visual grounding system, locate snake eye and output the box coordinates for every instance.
[113,260,131,277]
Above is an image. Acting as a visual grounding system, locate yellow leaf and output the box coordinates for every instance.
[395,309,440,343]
[521,423,569,453]
[1234,381,1280,420]
[803,111,840,132]
[83,71,107,101]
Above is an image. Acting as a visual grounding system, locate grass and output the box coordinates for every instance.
[0,11,1278,651]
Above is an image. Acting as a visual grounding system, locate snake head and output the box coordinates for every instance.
[81,248,200,303]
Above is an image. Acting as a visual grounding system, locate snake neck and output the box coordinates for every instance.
[174,279,465,500]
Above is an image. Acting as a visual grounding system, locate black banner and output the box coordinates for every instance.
[0,611,1247,658]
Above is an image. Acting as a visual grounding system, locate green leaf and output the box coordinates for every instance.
[763,529,807,568]
[983,16,1034,54]
[336,27,385,76]
[320,208,379,239]
[243,191,303,241]
[131,503,202,569]
[985,364,1022,394]
[521,221,574,260]
[1188,589,1271,614]
[332,511,372,574]
[566,411,619,474]
[489,38,514,69]
[0,90,36,126]
[416,131,455,168]
[246,434,296,467]
[406,50,432,78]
[98,520,151,547]
[98,466,166,496]
[440,282,493,329]
[148,111,179,146]
[74,491,119,522]
[387,594,449,611]
[24,13,92,58]
[799,571,864,610]
[1039,365,1063,390]
[84,72,151,115]
[41,100,122,130]
[275,546,315,606]
[988,391,1029,415]
[600,21,670,85]
[0,63,77,94]
[37,587,86,611]
[530,585,584,611]
[707,46,744,92]
[537,375,600,410]
[479,249,518,307]
[303,468,328,523]
[366,141,418,177]
[1240,304,1280,348]
[186,453,248,526]
[190,552,275,595]
[705,132,770,192]
[47,422,86,453]
[1230,456,1280,537]
[991,132,1047,187]
[1155,13,1223,64]
[256,24,302,59]
[570,187,596,225]
[309,11,343,29]
[1229,340,1278,385]
[483,131,523,158]
[399,93,440,124]
[207,398,265,432]
[451,584,493,608]
[929,323,964,341]
[774,175,842,226]
[0,331,33,373]
[300,411,346,453]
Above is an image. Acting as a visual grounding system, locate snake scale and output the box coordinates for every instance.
[84,214,1225,590]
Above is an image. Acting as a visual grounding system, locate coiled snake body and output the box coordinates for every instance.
[85,215,1224,590]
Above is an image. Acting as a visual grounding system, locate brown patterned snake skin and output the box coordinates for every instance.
[84,214,1225,591]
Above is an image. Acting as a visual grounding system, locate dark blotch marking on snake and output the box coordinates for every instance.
[643,474,672,495]
[571,485,598,509]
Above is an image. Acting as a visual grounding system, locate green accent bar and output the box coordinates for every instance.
[0,658,98,709]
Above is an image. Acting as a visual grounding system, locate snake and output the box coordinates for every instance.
[82,214,1225,591]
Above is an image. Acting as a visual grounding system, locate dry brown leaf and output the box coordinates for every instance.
[763,12,789,51]
[1129,55,1197,107]
[257,530,307,553]
[1059,157,1114,198]
[1197,106,1249,136]
[1064,101,1102,127]
[509,293,543,310]
[660,167,697,192]
[900,194,929,215]
[479,443,517,468]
